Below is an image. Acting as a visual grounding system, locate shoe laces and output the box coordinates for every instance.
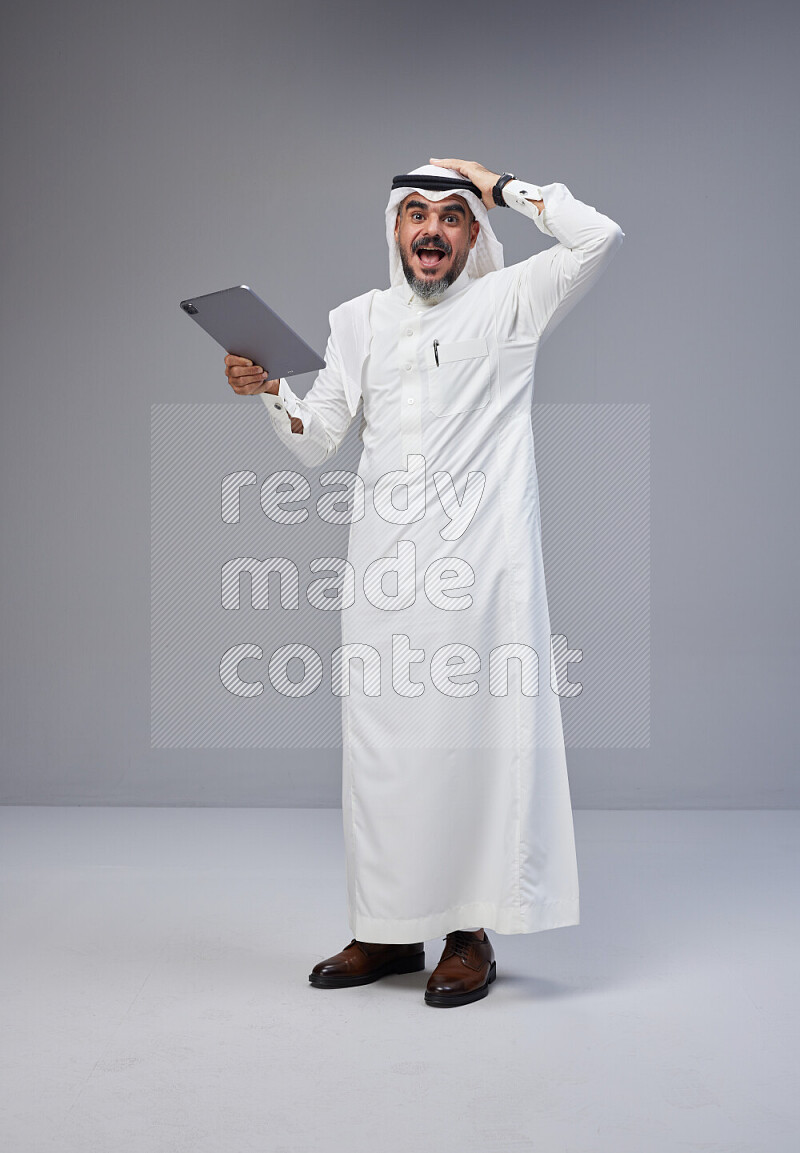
[445,930,478,960]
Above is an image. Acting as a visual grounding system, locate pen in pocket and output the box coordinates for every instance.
[433,339,439,367]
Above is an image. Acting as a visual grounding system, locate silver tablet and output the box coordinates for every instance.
[180,285,326,379]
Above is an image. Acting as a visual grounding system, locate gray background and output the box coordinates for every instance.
[1,0,796,805]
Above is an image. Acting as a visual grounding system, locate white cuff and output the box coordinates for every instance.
[261,386,295,435]
[277,377,301,416]
[502,178,554,236]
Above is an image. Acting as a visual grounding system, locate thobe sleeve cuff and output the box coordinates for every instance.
[260,377,340,466]
[260,380,295,420]
[261,379,305,443]
[277,377,300,416]
[502,178,554,236]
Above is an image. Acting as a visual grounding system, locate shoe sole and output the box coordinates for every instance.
[309,952,426,988]
[424,960,497,1007]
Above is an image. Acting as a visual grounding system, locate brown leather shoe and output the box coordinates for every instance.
[424,930,496,1007]
[309,939,425,988]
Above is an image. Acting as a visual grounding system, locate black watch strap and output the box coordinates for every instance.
[492,172,516,207]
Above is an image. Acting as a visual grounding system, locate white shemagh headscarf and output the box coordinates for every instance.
[385,164,504,289]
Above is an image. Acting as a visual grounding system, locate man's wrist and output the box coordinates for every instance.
[491,172,516,207]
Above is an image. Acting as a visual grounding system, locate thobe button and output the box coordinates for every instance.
[405,328,413,336]
[404,363,412,371]
[407,397,414,405]
[273,403,282,410]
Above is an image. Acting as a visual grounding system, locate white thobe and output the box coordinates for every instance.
[262,179,624,942]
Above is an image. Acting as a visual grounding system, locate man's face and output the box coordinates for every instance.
[394,192,480,299]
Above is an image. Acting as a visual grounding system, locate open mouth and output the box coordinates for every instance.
[415,247,447,270]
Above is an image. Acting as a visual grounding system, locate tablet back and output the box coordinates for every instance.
[180,285,326,379]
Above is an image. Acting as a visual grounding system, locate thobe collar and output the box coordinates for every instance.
[393,265,474,310]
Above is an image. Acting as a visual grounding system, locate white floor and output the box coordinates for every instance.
[0,807,797,1153]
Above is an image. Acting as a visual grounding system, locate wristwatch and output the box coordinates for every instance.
[492,172,516,207]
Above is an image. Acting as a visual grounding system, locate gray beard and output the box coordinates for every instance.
[399,244,470,300]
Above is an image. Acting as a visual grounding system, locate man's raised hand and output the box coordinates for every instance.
[224,353,280,395]
[429,158,502,211]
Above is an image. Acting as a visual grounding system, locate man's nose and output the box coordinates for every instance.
[424,215,442,235]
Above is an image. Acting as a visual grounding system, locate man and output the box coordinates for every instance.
[226,158,624,1007]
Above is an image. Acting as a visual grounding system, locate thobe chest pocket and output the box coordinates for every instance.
[424,337,491,417]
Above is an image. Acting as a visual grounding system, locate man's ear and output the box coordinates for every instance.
[469,219,480,249]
